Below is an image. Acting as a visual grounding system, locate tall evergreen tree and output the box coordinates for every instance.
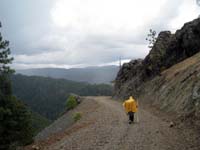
[0,22,33,150]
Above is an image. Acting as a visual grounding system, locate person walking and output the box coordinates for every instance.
[123,96,138,124]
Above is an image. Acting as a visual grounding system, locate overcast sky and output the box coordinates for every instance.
[0,0,200,69]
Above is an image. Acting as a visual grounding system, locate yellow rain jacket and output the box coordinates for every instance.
[123,96,138,113]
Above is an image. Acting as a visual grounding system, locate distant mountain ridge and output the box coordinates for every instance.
[16,66,119,84]
[11,74,113,120]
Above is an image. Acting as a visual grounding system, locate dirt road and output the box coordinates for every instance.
[30,96,199,150]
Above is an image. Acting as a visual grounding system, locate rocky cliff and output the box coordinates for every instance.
[114,18,200,121]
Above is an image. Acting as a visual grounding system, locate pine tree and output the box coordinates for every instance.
[146,29,157,48]
[0,22,33,150]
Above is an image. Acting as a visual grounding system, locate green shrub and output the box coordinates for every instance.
[66,95,77,110]
[73,112,82,122]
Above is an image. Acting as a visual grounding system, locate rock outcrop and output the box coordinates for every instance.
[114,59,143,98]
[114,18,200,121]
[144,17,200,77]
[141,52,200,121]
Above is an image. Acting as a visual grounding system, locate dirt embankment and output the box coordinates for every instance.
[25,97,200,150]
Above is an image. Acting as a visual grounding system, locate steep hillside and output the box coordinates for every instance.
[141,52,200,122]
[16,66,119,84]
[114,18,200,122]
[31,111,51,135]
[11,74,113,120]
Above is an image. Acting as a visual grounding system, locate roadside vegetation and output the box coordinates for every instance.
[66,95,78,110]
[73,112,82,122]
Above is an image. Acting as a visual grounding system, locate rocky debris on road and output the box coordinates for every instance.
[31,145,40,150]
[169,121,175,128]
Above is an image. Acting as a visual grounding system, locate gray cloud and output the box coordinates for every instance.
[0,0,199,69]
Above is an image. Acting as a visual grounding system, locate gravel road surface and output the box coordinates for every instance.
[26,96,200,150]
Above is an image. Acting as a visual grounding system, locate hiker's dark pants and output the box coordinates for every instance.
[128,112,134,122]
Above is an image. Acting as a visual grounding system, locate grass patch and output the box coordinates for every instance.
[73,112,82,122]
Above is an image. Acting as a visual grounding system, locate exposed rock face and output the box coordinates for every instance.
[114,18,200,120]
[114,59,143,98]
[143,18,200,79]
[163,18,200,69]
[115,18,200,98]
[143,31,174,77]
